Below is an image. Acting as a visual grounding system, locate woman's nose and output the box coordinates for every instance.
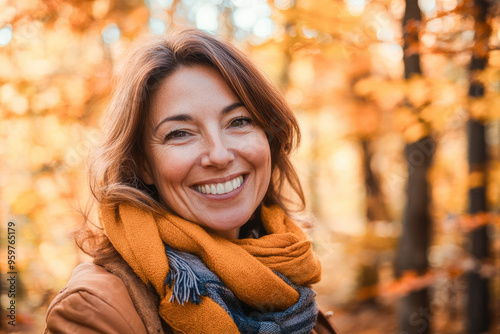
[200,131,235,168]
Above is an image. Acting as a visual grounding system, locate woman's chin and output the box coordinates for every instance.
[196,212,251,238]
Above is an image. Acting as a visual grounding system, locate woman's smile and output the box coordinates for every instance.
[193,174,246,196]
[141,65,272,239]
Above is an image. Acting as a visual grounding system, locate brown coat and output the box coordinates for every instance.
[44,256,337,334]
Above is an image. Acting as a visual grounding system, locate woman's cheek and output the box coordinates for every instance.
[155,147,198,181]
[237,131,271,165]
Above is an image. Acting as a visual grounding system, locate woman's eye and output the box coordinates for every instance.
[230,117,252,128]
[165,130,189,141]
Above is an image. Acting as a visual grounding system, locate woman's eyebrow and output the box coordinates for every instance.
[221,102,244,115]
[154,114,192,134]
[153,102,245,135]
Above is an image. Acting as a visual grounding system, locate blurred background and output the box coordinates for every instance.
[0,0,499,333]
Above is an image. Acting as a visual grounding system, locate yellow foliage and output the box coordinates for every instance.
[489,50,500,67]
[406,76,431,108]
[1,83,29,115]
[488,161,500,205]
[404,122,429,142]
[476,67,500,86]
[420,104,456,130]
[11,190,40,215]
[353,77,406,108]
[38,116,69,153]
[39,242,77,281]
[286,87,304,106]
[351,102,380,137]
[122,7,150,35]
[384,270,435,296]
[1,1,500,331]
[0,54,16,79]
[58,75,89,113]
[34,175,59,201]
[353,77,384,98]
[468,170,485,188]
[92,0,111,20]
[468,97,489,120]
[484,93,500,120]
[459,212,490,232]
[433,80,462,106]
[393,106,418,131]
[466,87,500,121]
[290,57,315,89]
[2,172,32,204]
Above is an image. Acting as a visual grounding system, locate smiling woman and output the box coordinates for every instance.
[141,65,272,239]
[44,29,337,334]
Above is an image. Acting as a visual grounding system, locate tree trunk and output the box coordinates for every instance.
[395,0,433,333]
[466,0,492,331]
[355,139,391,305]
[361,139,391,223]
[396,137,434,334]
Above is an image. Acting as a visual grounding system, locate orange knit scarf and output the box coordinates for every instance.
[101,203,321,334]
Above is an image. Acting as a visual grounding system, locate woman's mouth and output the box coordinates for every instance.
[194,175,245,195]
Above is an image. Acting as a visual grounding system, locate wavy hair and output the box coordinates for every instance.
[76,29,304,258]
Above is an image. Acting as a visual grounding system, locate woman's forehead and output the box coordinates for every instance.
[148,65,242,122]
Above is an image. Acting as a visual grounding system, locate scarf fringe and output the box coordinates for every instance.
[164,245,207,305]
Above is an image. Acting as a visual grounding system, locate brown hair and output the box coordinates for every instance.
[77,28,304,258]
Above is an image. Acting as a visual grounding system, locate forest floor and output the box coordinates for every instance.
[318,295,499,334]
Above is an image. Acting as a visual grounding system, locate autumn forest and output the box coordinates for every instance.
[1,0,500,333]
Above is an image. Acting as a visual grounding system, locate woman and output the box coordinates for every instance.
[44,28,337,334]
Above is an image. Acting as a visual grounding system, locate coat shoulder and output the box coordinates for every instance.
[313,309,340,334]
[44,262,148,334]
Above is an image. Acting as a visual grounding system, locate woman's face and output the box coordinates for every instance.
[141,65,272,239]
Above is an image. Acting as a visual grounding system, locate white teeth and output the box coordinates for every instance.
[195,175,244,195]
